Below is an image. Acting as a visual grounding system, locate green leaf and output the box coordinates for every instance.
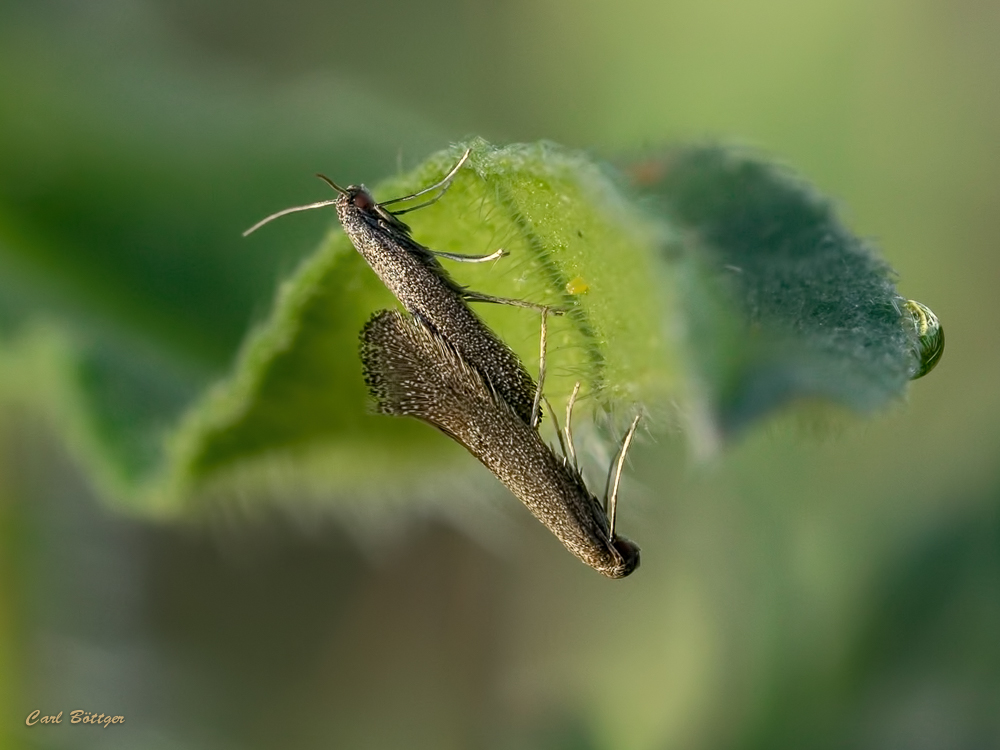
[157,140,675,517]
[626,145,927,440]
[1,140,932,516]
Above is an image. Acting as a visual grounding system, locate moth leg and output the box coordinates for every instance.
[462,289,566,315]
[542,395,569,462]
[431,247,508,263]
[465,289,566,429]
[380,148,472,210]
[530,307,549,429]
[564,382,581,470]
[604,414,642,540]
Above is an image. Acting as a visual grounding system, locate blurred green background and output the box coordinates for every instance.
[2,0,998,748]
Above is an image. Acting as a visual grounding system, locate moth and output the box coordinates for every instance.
[360,309,641,579]
[246,149,554,426]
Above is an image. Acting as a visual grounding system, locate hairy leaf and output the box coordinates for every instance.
[0,140,931,515]
[626,145,925,440]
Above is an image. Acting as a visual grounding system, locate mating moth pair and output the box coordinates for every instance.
[247,149,641,579]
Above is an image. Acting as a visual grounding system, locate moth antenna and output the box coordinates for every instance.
[315,174,350,195]
[242,198,340,237]
[380,148,472,207]
[388,192,451,216]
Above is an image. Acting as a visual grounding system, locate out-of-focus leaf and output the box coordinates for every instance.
[627,145,926,440]
[0,31,446,367]
[738,495,1000,750]
[0,10,447,508]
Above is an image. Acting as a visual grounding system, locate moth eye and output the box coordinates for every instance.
[904,299,944,379]
[352,190,376,211]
